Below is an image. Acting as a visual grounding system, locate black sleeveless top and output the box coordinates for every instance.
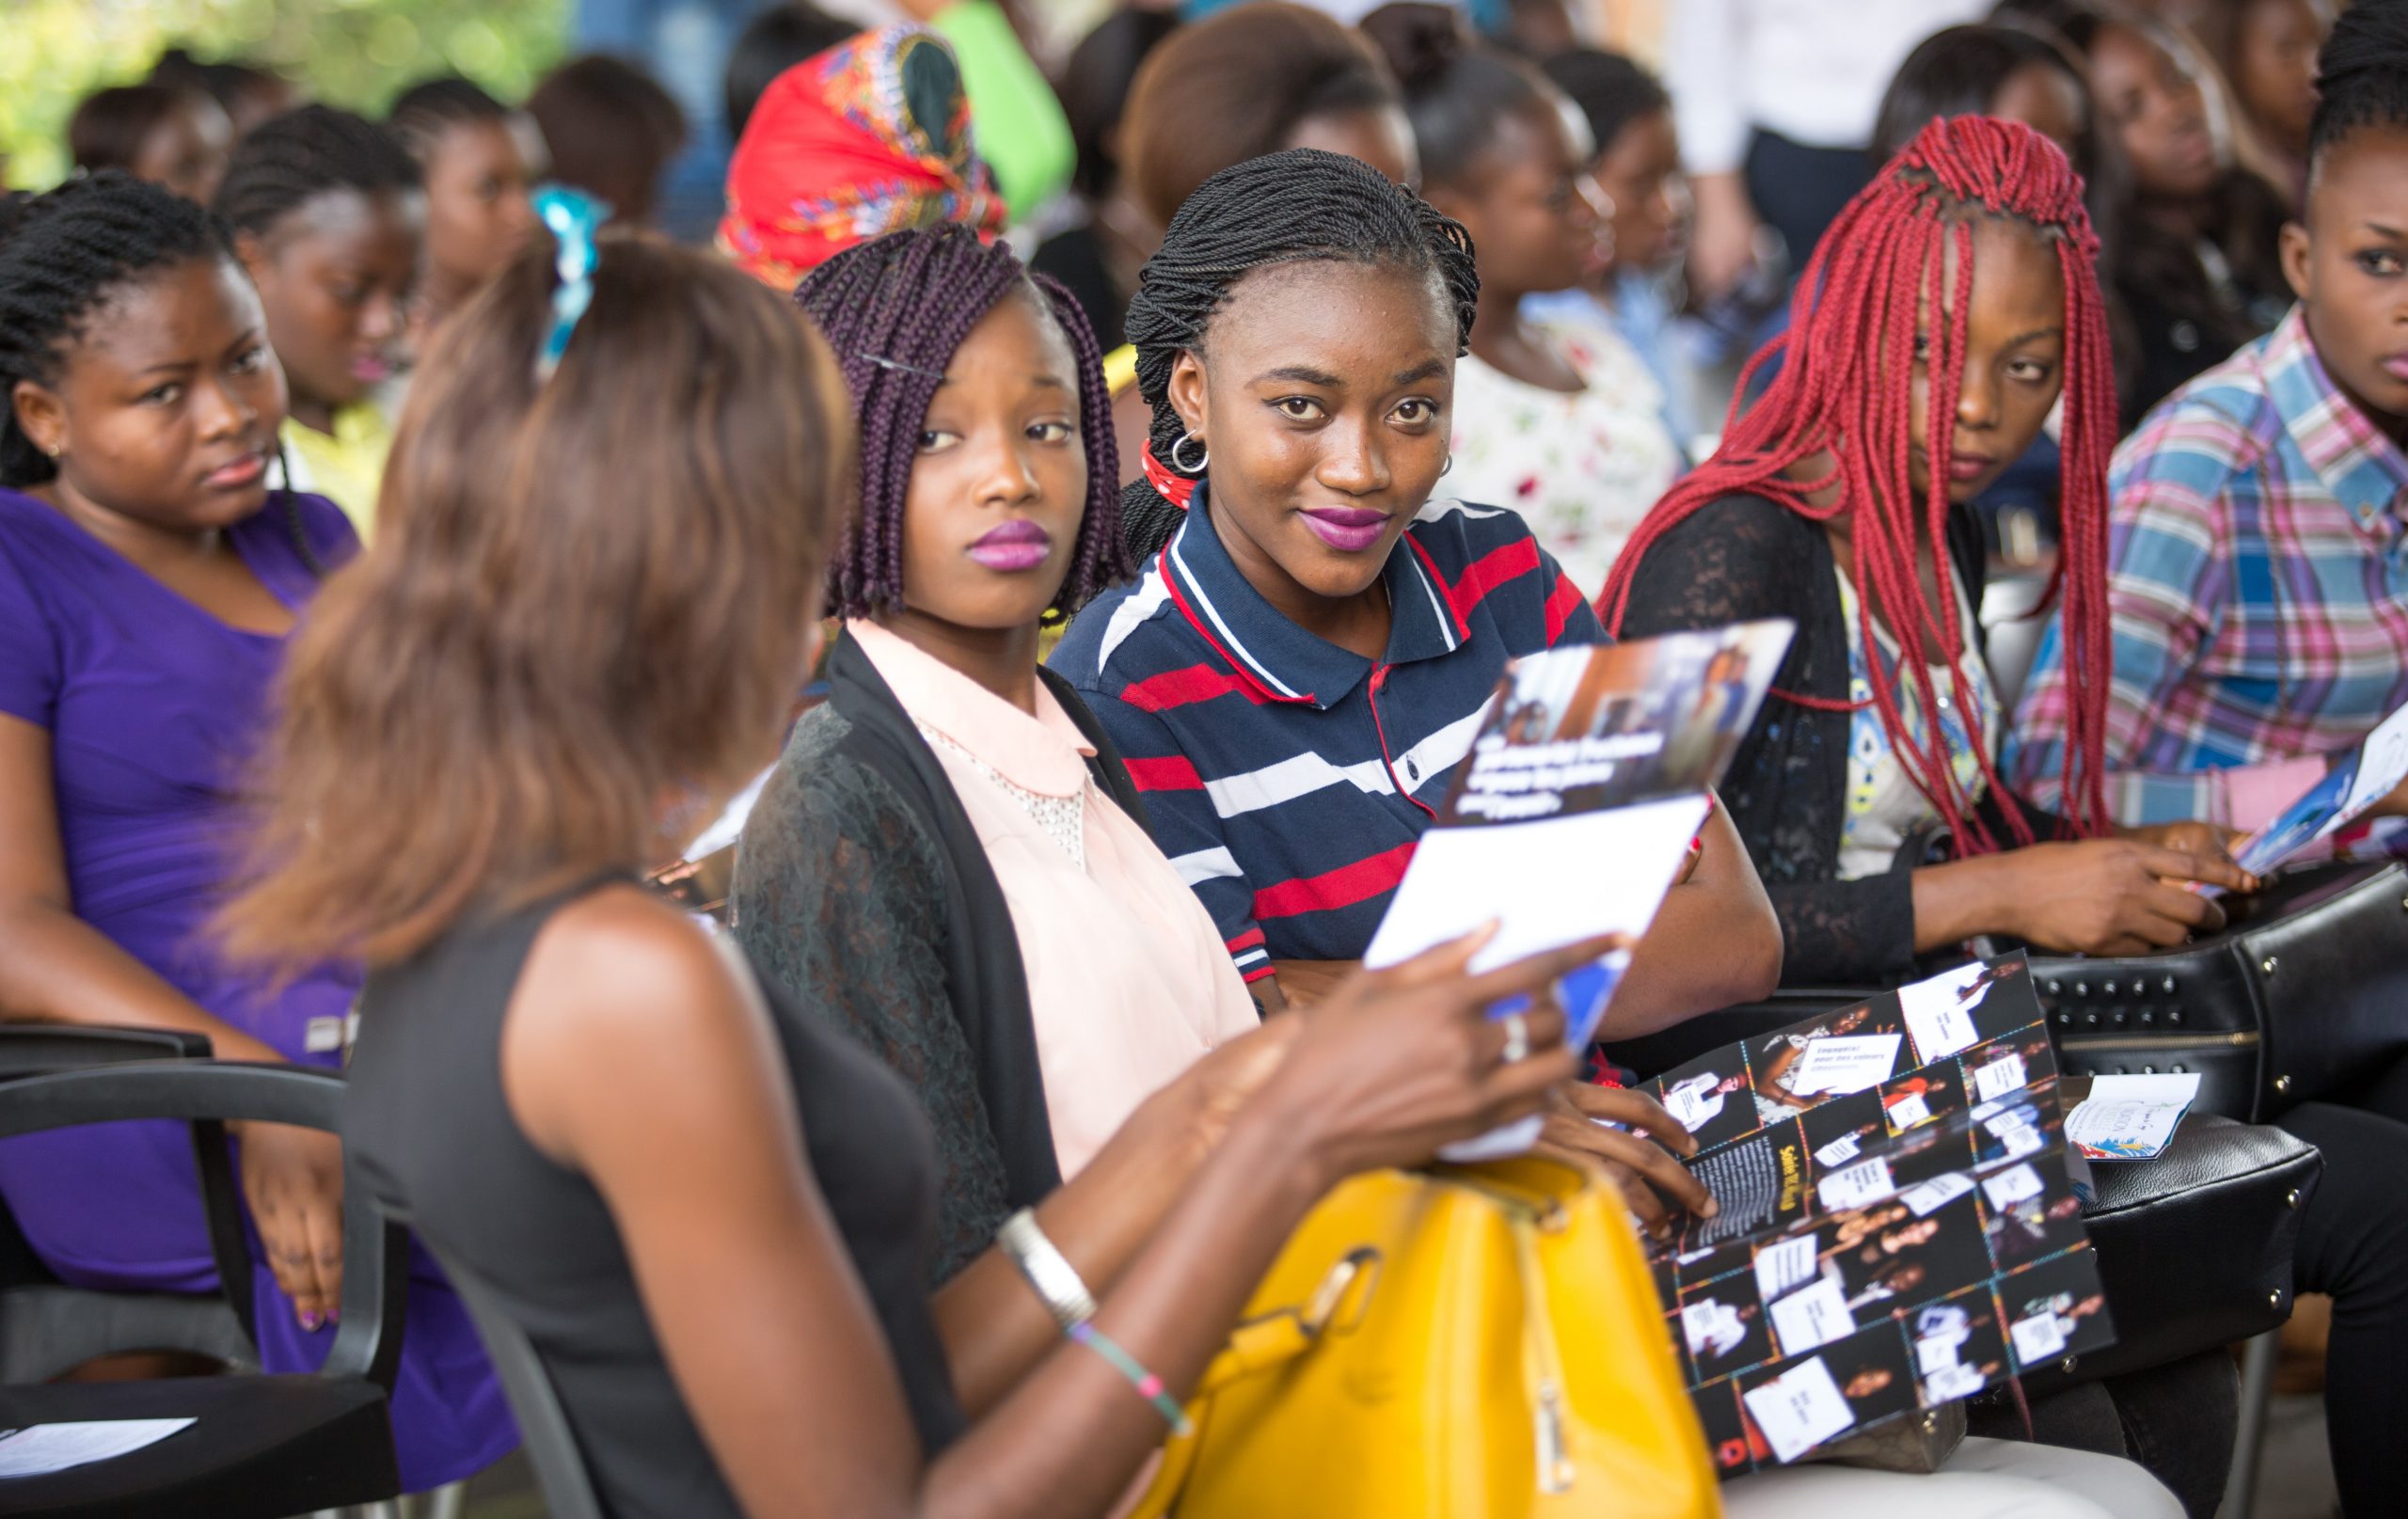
[346,884,967,1518]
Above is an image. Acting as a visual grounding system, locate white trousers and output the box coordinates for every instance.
[1720,1435,2184,1519]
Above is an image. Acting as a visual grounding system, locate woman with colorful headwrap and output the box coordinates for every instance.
[719,25,1011,293]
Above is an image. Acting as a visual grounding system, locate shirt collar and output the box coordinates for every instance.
[847,619,1094,797]
[2261,304,2408,534]
[1157,483,1468,711]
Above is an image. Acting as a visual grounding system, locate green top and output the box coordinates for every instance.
[932,0,1074,221]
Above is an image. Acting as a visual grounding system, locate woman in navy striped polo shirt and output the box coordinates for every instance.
[1053,150,1782,1225]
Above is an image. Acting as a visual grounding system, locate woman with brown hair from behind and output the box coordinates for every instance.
[214,225,1602,1517]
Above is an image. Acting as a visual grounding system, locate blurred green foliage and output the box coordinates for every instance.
[0,0,571,189]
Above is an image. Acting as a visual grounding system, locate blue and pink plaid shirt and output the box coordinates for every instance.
[2008,306,2408,847]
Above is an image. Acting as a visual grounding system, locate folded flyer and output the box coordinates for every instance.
[2228,701,2408,881]
[1364,620,1795,1158]
[2063,1073,2200,1162]
[1640,957,2116,1473]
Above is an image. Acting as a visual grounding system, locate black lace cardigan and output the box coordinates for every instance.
[1615,493,2069,985]
[730,630,1152,1280]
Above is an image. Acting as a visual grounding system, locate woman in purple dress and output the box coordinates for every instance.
[0,174,510,1488]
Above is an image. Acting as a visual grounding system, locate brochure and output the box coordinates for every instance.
[0,1419,194,1479]
[2063,1073,2200,1162]
[2226,701,2408,882]
[1364,620,1795,1159]
[1640,957,2116,1475]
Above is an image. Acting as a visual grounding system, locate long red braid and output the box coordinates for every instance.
[1598,116,2115,854]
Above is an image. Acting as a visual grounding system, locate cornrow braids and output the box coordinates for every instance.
[388,76,512,162]
[0,172,231,489]
[794,225,1128,621]
[1117,148,1480,564]
[2309,0,2408,165]
[1599,116,2116,855]
[215,103,420,239]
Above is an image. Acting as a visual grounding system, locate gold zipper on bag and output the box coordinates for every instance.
[2056,1030,2260,1054]
[1510,1214,1577,1495]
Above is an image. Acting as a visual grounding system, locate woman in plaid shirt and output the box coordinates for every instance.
[2009,9,2408,1511]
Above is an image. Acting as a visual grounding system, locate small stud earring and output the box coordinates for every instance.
[45,445,61,460]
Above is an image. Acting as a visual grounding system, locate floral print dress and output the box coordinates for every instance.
[1446,315,1684,602]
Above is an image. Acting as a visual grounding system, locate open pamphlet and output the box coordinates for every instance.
[1364,620,1796,1159]
[1639,957,2116,1473]
[2225,700,2408,883]
[2063,1073,2200,1162]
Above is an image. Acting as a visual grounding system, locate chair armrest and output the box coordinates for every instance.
[0,1063,407,1391]
[0,1025,214,1078]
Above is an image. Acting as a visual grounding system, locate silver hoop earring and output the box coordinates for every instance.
[1169,430,1209,474]
[1440,453,1454,477]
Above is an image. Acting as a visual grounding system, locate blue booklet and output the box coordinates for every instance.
[2227,702,2408,882]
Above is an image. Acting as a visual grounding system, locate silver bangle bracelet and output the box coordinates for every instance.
[996,1208,1099,1330]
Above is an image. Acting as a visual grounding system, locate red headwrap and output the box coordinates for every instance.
[1140,444,1199,510]
[717,25,1008,292]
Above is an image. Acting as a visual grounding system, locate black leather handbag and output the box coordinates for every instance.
[2023,861,2408,1122]
[2020,1111,2320,1391]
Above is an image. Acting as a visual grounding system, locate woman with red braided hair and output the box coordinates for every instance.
[1603,114,2252,988]
[1610,115,2408,1516]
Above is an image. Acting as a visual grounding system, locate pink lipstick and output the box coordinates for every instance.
[967,518,1053,572]
[202,449,268,490]
[1300,506,1389,553]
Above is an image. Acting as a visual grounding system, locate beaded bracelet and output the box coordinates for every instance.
[1067,1321,1194,1436]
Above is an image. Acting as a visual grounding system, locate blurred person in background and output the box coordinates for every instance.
[1873,23,2099,174]
[526,55,688,229]
[894,0,1076,221]
[2189,0,2335,206]
[217,105,422,535]
[1533,46,1698,448]
[1121,2,1419,227]
[67,84,232,207]
[1031,7,1181,355]
[1364,2,1680,596]
[1669,0,1988,303]
[1870,21,2115,558]
[388,78,541,340]
[2004,0,2290,422]
[723,1,860,141]
[150,48,298,138]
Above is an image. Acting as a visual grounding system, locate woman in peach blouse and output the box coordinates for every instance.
[733,228,1266,1277]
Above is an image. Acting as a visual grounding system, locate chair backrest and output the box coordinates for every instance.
[408,1229,606,1519]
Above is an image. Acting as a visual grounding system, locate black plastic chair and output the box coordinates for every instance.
[0,1026,259,1383]
[0,1061,405,1518]
[391,1215,605,1519]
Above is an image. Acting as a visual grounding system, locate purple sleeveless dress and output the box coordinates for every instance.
[0,486,513,1488]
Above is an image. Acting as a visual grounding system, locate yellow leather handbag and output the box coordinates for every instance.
[1129,1155,1719,1518]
